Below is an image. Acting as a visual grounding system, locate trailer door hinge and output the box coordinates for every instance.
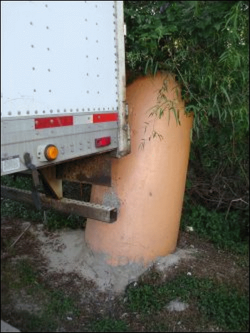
[124,24,127,36]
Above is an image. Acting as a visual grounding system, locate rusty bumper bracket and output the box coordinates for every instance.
[1,186,117,223]
[57,154,112,187]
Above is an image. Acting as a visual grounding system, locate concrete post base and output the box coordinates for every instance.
[85,73,193,266]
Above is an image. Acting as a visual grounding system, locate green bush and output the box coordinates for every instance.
[181,197,249,254]
[125,1,249,133]
[124,1,249,253]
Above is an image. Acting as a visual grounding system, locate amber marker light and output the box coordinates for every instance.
[44,144,59,161]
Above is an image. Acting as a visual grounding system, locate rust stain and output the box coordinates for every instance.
[57,154,112,186]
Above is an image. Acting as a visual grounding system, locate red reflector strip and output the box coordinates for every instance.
[95,136,111,148]
[35,116,73,129]
[93,113,118,123]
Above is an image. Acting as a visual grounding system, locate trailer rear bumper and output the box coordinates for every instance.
[1,185,117,223]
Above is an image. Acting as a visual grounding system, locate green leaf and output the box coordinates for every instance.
[153,61,158,76]
[144,58,151,75]
[221,86,231,104]
[214,23,221,31]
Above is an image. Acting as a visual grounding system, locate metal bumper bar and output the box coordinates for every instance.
[1,185,117,223]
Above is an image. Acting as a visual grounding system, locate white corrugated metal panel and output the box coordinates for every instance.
[1,1,119,117]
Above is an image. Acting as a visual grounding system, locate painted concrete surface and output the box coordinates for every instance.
[85,73,193,266]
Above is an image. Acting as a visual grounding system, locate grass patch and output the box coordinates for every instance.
[89,318,129,332]
[5,258,41,292]
[16,312,57,332]
[16,259,38,285]
[12,289,80,332]
[126,273,249,331]
[198,283,249,331]
[45,289,80,319]
[1,257,80,332]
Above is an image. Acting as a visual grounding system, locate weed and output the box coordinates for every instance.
[89,317,129,332]
[1,174,33,189]
[126,273,249,331]
[45,290,79,319]
[198,283,249,331]
[44,210,85,231]
[7,259,39,290]
[2,259,80,330]
[126,283,165,313]
[1,198,43,221]
[17,259,38,285]
[16,311,57,332]
[236,255,249,268]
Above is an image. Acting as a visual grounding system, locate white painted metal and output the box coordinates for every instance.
[115,2,131,157]
[37,145,50,162]
[1,1,118,117]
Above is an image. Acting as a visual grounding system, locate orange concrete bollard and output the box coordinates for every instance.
[85,73,193,266]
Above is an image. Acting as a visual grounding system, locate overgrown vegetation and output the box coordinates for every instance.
[126,272,249,331]
[125,1,249,129]
[124,0,249,253]
[181,202,248,254]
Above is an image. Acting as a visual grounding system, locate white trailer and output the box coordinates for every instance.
[1,1,130,222]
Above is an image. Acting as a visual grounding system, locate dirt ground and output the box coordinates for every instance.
[1,216,249,332]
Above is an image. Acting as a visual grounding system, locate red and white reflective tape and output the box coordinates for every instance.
[93,113,118,123]
[34,113,118,129]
